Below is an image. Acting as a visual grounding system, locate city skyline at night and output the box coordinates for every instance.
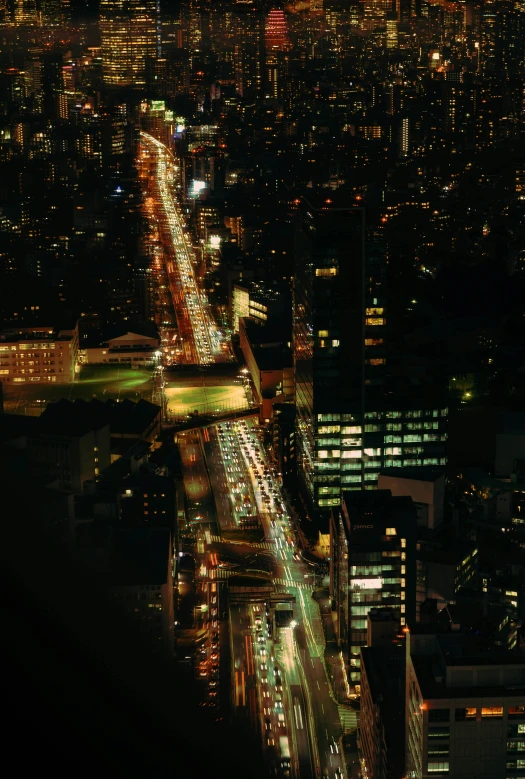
[1,2,525,778]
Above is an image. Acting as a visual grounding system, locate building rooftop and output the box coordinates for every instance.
[252,345,293,373]
[409,629,525,699]
[243,318,287,348]
[342,489,415,517]
[39,397,160,438]
[109,527,171,587]
[379,467,445,484]
[361,644,405,772]
[0,326,76,342]
[0,413,39,444]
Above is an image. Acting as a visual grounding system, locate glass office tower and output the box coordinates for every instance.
[100,0,158,87]
[293,194,447,511]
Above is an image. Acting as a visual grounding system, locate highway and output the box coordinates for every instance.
[201,418,348,779]
[139,131,228,365]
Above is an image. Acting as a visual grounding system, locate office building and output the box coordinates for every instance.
[27,407,111,494]
[41,0,69,25]
[293,194,447,511]
[100,0,158,87]
[0,323,79,386]
[239,319,294,422]
[378,468,445,531]
[13,0,39,25]
[416,535,479,620]
[330,489,417,690]
[109,527,174,654]
[360,640,406,779]
[405,627,525,779]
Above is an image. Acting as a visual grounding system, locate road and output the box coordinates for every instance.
[139,131,229,365]
[200,418,347,779]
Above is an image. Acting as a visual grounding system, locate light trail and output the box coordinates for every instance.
[140,131,227,365]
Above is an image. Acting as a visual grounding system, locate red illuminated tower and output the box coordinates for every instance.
[265,7,290,51]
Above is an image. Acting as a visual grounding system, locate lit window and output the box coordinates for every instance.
[318,330,328,337]
[427,761,449,773]
[315,267,338,276]
[509,707,525,719]
[385,527,396,536]
[455,707,476,721]
[481,707,503,718]
[401,538,406,548]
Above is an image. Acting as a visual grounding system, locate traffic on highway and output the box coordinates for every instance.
[139,132,229,365]
[194,418,349,779]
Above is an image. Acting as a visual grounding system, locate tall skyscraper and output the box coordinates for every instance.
[13,0,39,25]
[264,7,290,103]
[265,7,290,51]
[41,0,70,25]
[293,195,447,512]
[330,490,417,690]
[362,0,396,32]
[100,0,158,87]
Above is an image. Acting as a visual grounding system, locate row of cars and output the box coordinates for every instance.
[197,627,221,710]
[235,423,285,516]
[251,605,291,778]
[217,421,256,521]
[149,134,217,364]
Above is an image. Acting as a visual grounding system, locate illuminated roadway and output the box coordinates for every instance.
[203,419,348,779]
[140,131,228,365]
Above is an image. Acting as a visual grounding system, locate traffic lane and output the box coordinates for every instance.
[231,603,260,732]
[289,684,315,779]
[230,604,249,715]
[203,427,234,530]
[215,422,259,525]
[295,627,342,779]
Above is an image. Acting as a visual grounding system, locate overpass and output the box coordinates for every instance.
[165,407,259,432]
